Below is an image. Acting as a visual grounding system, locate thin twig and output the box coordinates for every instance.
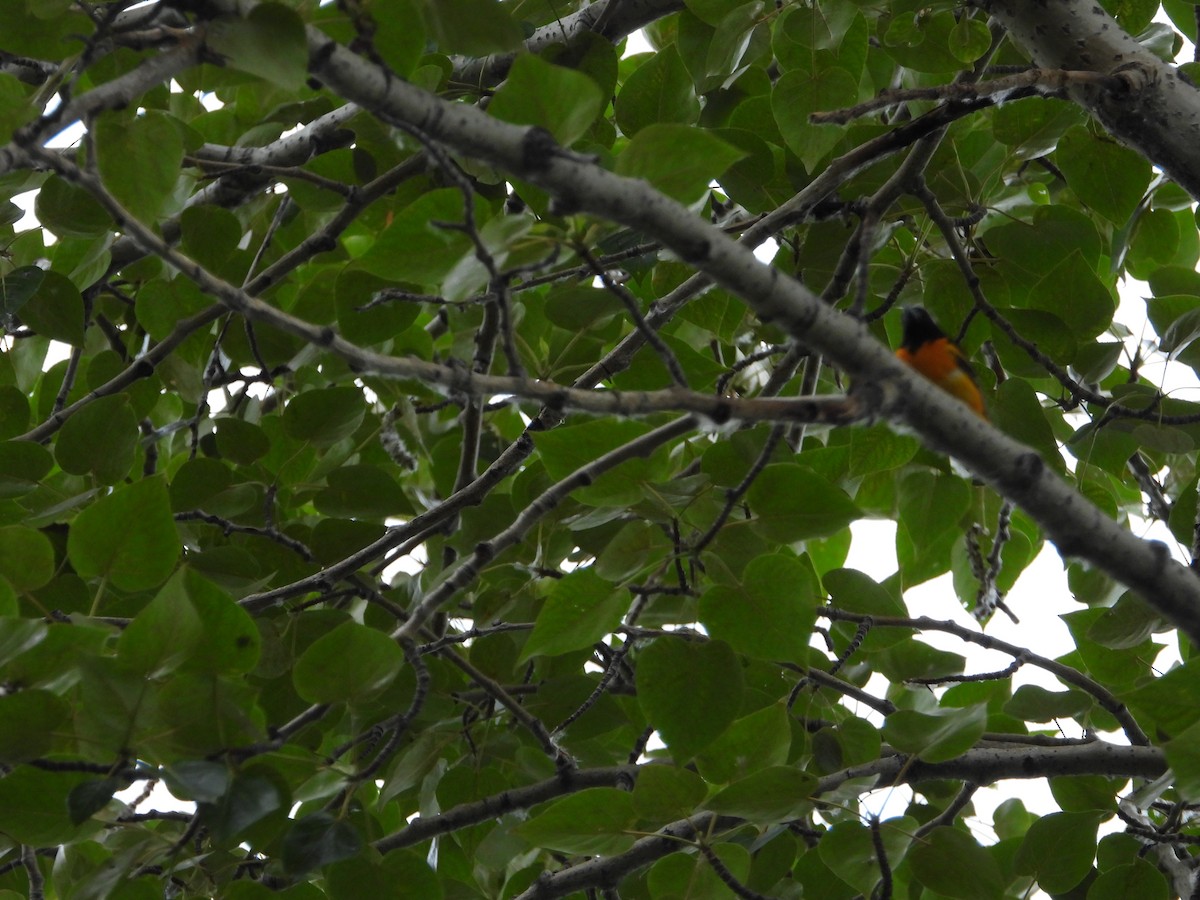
[577,242,689,387]
[811,68,1126,125]
[822,607,1149,746]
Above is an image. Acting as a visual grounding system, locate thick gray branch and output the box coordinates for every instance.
[453,0,684,87]
[815,742,1165,796]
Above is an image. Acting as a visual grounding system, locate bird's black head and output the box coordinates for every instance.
[899,306,946,352]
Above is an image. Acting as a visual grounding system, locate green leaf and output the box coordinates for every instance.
[695,702,791,784]
[897,471,971,584]
[34,176,112,238]
[881,704,986,763]
[0,766,88,844]
[1128,207,1181,275]
[0,266,44,317]
[543,285,627,331]
[685,0,742,26]
[532,419,665,506]
[636,636,743,761]
[1123,658,1200,734]
[170,457,233,511]
[55,394,139,484]
[293,620,405,704]
[1013,811,1102,894]
[993,798,1034,841]
[824,568,908,650]
[517,788,636,855]
[534,420,649,481]
[519,568,627,663]
[199,772,286,843]
[0,75,35,146]
[335,268,422,347]
[848,424,919,476]
[986,204,1103,278]
[489,55,603,147]
[1065,609,1155,689]
[818,818,915,896]
[1004,685,1093,722]
[876,639,966,682]
[0,441,53,499]
[0,619,47,668]
[1057,126,1151,225]
[997,310,1064,374]
[68,777,121,824]
[616,124,745,202]
[699,552,818,662]
[282,813,364,874]
[992,97,1087,158]
[648,842,751,898]
[1088,593,1165,649]
[712,127,792,214]
[366,0,424,78]
[631,765,707,822]
[686,4,762,91]
[213,417,270,464]
[1050,775,1121,813]
[117,569,204,676]
[1165,719,1200,801]
[908,826,1005,900]
[416,0,522,56]
[315,464,410,519]
[180,205,243,274]
[0,2,91,59]
[282,386,366,448]
[774,4,867,73]
[95,111,184,225]
[746,464,860,542]
[1131,422,1195,453]
[0,525,54,591]
[1028,250,1114,340]
[19,269,85,346]
[164,760,231,804]
[705,766,816,822]
[615,47,700,136]
[141,673,261,760]
[773,65,858,171]
[133,279,210,347]
[207,3,309,90]
[311,518,386,565]
[1158,302,1200,359]
[1088,860,1169,900]
[948,15,991,62]
[67,476,180,592]
[881,9,967,72]
[357,189,473,285]
[186,578,259,676]
[991,378,1064,474]
[0,690,68,762]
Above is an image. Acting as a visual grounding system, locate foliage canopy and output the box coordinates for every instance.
[3,0,1200,897]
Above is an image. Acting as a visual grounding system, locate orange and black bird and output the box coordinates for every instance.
[895,306,987,418]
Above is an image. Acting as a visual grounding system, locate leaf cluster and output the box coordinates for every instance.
[0,0,1198,897]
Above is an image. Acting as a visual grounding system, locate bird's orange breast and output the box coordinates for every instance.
[896,338,987,418]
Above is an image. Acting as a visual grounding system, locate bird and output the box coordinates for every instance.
[895,306,987,418]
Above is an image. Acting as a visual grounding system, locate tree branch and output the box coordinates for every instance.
[289,15,1200,648]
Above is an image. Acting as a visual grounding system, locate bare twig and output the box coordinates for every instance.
[811,68,1125,125]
